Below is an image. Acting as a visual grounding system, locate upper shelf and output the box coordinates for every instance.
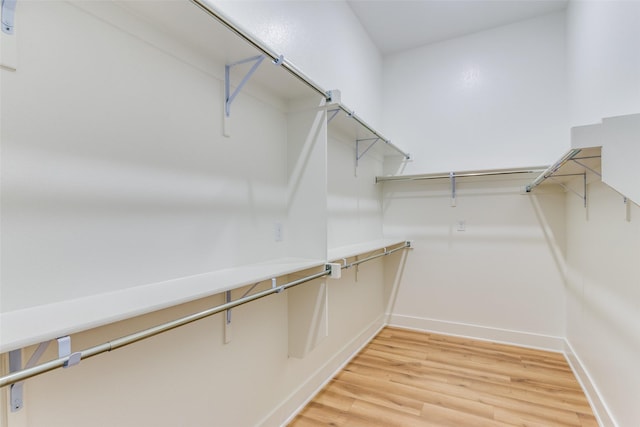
[111,0,410,163]
[113,0,317,102]
[326,102,410,159]
[525,146,602,193]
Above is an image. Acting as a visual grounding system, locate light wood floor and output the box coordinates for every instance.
[289,327,598,427]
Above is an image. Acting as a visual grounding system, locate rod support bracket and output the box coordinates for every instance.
[9,349,23,411]
[326,263,342,279]
[272,277,283,293]
[450,172,457,207]
[57,336,81,368]
[1,0,17,35]
[272,54,284,66]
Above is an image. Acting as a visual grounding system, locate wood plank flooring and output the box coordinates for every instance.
[289,327,598,427]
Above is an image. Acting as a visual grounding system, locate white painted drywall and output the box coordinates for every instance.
[0,2,389,426]
[382,11,568,174]
[212,0,384,129]
[382,177,567,348]
[566,0,640,127]
[1,1,291,312]
[327,134,384,250]
[565,181,640,427]
[564,6,640,421]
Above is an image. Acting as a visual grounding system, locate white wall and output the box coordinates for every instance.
[1,0,292,312]
[383,176,567,349]
[566,0,640,127]
[327,135,384,250]
[212,0,384,129]
[382,11,568,174]
[1,1,389,426]
[564,181,640,427]
[564,3,640,425]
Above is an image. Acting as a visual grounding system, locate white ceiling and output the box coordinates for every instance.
[347,0,568,55]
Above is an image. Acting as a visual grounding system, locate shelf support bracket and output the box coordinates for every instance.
[450,172,456,207]
[355,137,381,173]
[9,340,51,411]
[1,0,16,35]
[225,54,265,118]
[224,281,262,344]
[8,349,23,412]
[624,197,631,222]
[327,108,340,123]
[224,290,232,344]
[550,173,588,208]
[571,159,602,178]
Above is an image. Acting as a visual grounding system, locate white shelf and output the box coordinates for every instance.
[327,103,410,160]
[327,238,407,262]
[0,258,324,353]
[113,0,318,102]
[526,147,602,192]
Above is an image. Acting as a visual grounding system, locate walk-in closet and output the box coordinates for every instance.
[1,1,638,426]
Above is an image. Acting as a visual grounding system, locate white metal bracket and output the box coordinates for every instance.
[1,0,16,35]
[225,54,265,118]
[8,341,51,411]
[356,137,380,162]
[326,89,341,104]
[57,336,81,368]
[223,54,285,136]
[327,108,340,123]
[550,173,588,208]
[327,263,342,279]
[355,137,381,174]
[450,172,456,207]
[8,349,23,411]
[624,197,631,222]
[224,281,262,343]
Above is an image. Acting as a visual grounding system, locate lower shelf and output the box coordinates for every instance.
[0,257,324,353]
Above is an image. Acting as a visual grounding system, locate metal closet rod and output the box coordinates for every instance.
[375,167,548,183]
[190,0,411,160]
[526,148,582,192]
[0,268,331,388]
[338,242,410,269]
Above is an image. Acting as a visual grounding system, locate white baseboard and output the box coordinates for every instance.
[388,314,565,352]
[258,314,386,427]
[564,340,617,427]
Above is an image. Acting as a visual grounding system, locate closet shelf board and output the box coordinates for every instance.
[0,258,324,353]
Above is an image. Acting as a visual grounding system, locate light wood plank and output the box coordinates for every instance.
[289,327,598,426]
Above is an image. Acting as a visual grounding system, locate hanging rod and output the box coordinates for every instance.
[0,267,332,388]
[329,241,411,270]
[526,148,583,192]
[375,167,547,183]
[190,0,325,100]
[341,242,410,269]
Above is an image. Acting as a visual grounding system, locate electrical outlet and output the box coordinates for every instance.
[457,220,466,231]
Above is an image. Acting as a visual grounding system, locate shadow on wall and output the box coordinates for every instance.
[383,247,410,320]
[529,191,568,286]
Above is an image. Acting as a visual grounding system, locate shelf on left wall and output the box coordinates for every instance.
[0,258,325,354]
